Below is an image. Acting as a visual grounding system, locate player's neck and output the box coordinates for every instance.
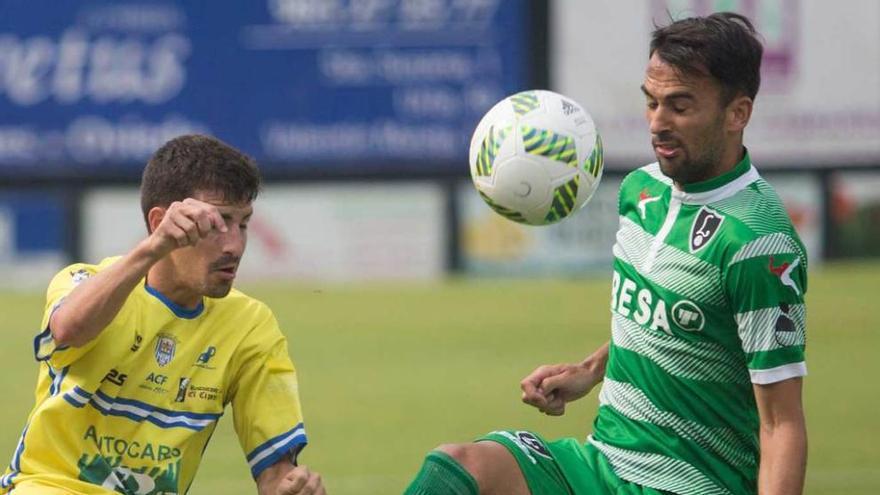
[673,142,745,191]
[716,141,746,179]
[146,260,203,310]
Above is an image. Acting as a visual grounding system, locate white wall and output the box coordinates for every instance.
[82,183,447,282]
[551,0,880,167]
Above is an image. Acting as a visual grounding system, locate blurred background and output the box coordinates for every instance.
[0,1,878,494]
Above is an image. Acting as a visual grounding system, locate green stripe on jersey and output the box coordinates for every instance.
[611,312,749,384]
[599,378,757,467]
[588,436,735,495]
[605,344,757,430]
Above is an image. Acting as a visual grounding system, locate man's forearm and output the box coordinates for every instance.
[51,240,160,347]
[758,421,807,495]
[581,341,610,378]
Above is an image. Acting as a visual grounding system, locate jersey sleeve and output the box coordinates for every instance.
[34,260,137,371]
[229,308,307,480]
[724,233,807,384]
[34,264,102,368]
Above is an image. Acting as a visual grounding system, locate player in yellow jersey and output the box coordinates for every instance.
[1,135,326,495]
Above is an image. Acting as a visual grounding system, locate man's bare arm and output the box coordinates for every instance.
[754,377,807,495]
[50,199,226,347]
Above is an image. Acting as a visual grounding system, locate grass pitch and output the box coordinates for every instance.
[1,261,878,494]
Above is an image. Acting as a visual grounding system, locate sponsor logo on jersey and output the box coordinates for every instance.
[187,385,222,402]
[155,335,177,367]
[637,188,661,219]
[774,302,800,346]
[769,255,801,295]
[689,206,725,253]
[79,425,181,494]
[102,368,128,386]
[140,372,170,394]
[131,333,143,352]
[612,270,671,336]
[175,377,190,403]
[146,373,167,385]
[671,300,704,332]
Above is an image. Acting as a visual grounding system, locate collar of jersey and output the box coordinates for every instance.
[144,284,205,319]
[671,150,758,205]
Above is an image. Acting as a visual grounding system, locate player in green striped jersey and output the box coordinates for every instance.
[405,12,807,495]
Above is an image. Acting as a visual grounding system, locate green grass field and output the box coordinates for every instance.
[1,261,878,494]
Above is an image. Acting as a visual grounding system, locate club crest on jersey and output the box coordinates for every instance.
[690,206,725,253]
[154,335,177,367]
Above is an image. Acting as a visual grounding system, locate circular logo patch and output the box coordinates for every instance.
[672,300,704,332]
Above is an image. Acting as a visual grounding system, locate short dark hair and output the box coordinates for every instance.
[140,134,261,229]
[650,12,763,105]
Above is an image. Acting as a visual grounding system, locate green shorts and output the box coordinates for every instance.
[478,430,668,495]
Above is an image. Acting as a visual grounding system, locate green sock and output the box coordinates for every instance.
[404,450,480,495]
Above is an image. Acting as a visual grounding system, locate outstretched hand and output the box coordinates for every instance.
[520,362,603,416]
[276,465,326,495]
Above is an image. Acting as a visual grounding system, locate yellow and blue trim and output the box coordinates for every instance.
[62,387,221,431]
[145,284,204,319]
[0,426,27,490]
[46,365,69,396]
[246,423,308,479]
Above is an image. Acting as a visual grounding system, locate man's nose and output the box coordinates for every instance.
[648,106,672,136]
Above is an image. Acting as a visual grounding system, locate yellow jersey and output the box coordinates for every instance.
[1,257,307,494]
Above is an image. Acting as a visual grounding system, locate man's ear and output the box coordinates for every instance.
[147,206,167,234]
[726,95,753,133]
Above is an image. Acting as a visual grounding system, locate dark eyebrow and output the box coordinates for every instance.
[641,85,694,102]
[666,92,695,101]
[220,210,253,220]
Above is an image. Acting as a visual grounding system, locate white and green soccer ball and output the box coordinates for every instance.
[468,89,603,225]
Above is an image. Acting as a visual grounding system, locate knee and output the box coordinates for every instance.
[436,443,474,466]
[429,441,527,495]
[434,443,488,485]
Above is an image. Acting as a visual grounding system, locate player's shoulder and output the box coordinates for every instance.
[618,162,672,209]
[711,172,797,240]
[710,172,807,267]
[47,256,123,291]
[210,287,277,327]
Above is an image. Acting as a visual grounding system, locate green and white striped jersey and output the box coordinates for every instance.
[589,152,807,495]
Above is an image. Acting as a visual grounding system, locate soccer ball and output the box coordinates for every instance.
[468,90,603,225]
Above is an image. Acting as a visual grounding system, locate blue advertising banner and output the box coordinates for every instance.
[0,0,531,177]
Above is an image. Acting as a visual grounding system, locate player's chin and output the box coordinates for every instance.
[204,279,234,299]
[657,156,685,181]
